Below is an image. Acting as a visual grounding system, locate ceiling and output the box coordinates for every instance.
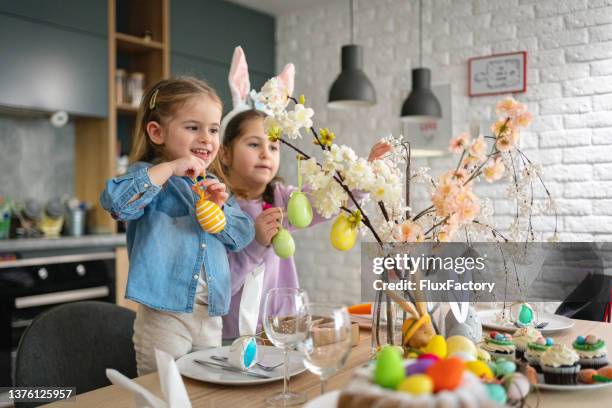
[226,0,336,16]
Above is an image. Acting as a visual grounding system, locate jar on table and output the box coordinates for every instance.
[115,69,127,105]
[127,72,145,107]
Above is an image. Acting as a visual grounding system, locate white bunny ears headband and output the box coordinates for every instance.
[220,46,296,139]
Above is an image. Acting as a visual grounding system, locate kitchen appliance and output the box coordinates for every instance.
[0,250,116,386]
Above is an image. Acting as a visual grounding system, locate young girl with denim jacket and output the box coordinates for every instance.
[100,76,254,375]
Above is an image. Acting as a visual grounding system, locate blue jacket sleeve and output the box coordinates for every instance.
[99,164,162,221]
[214,195,255,252]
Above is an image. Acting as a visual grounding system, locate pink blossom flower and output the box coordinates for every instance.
[449,132,471,153]
[398,220,424,242]
[483,157,505,182]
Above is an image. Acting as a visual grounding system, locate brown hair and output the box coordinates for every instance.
[129,76,222,164]
[213,109,283,204]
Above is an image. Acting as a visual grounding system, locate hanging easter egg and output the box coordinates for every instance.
[330,211,361,251]
[518,303,534,326]
[193,175,226,234]
[272,228,295,259]
[287,192,313,228]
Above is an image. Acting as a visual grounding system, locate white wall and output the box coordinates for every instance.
[274,0,612,304]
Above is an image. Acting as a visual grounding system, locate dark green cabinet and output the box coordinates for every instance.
[0,0,107,36]
[171,0,275,107]
[0,13,108,117]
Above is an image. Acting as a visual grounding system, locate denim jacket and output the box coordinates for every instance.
[100,161,255,315]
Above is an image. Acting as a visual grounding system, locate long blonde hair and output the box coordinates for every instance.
[129,76,222,164]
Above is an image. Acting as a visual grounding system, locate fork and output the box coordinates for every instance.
[210,355,283,372]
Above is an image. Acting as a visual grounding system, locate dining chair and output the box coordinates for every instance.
[14,301,137,407]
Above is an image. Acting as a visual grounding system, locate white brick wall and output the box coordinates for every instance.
[275,0,612,304]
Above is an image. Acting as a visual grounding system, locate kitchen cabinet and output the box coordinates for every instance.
[0,0,107,36]
[170,0,275,105]
[0,13,108,117]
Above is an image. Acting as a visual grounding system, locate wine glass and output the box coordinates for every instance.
[263,288,309,406]
[299,303,352,395]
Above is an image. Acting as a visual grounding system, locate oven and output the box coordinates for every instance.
[0,250,116,386]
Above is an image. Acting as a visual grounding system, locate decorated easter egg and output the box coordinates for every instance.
[330,213,358,251]
[476,348,491,362]
[272,228,295,259]
[495,360,517,377]
[396,374,433,395]
[517,303,534,326]
[504,373,531,401]
[422,335,447,359]
[466,360,494,380]
[446,335,477,359]
[576,335,586,345]
[426,357,465,392]
[485,383,507,404]
[406,359,435,375]
[417,353,441,362]
[579,369,597,384]
[287,192,313,228]
[451,351,476,362]
[196,199,226,233]
[585,334,598,345]
[374,346,405,389]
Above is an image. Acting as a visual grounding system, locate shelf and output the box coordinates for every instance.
[116,103,139,115]
[116,32,164,53]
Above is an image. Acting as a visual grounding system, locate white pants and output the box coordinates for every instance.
[133,302,222,375]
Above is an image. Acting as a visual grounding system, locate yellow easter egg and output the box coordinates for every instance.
[466,360,494,380]
[196,199,226,234]
[422,335,447,359]
[330,213,357,251]
[476,348,491,362]
[446,335,477,359]
[396,374,433,395]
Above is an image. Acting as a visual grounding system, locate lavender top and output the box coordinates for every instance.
[221,183,331,340]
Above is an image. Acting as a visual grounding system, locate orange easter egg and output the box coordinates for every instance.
[425,357,465,392]
[597,366,612,379]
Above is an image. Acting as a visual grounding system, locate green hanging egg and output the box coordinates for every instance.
[518,304,534,325]
[272,228,295,259]
[287,192,313,228]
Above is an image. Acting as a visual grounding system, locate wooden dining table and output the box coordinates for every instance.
[43,318,612,408]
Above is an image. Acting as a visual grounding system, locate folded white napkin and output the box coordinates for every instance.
[106,349,192,408]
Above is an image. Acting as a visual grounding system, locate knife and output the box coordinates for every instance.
[193,359,272,379]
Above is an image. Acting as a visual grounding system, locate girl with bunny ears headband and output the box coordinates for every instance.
[216,46,391,340]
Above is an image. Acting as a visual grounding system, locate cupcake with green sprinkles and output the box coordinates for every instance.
[573,335,608,370]
[525,336,553,373]
[481,332,516,362]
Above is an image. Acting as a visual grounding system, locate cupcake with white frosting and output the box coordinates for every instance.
[572,335,608,370]
[512,327,541,361]
[480,332,516,362]
[541,344,580,385]
[524,336,553,373]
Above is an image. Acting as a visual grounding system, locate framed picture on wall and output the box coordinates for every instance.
[468,51,527,97]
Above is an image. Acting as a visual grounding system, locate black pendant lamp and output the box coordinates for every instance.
[400,0,441,123]
[328,0,376,109]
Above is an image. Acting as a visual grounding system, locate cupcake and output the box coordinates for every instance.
[481,332,516,362]
[512,327,541,361]
[540,343,581,385]
[524,337,553,373]
[572,335,608,370]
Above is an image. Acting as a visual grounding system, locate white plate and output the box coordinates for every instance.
[477,308,574,334]
[176,345,306,385]
[304,390,340,408]
[534,373,612,391]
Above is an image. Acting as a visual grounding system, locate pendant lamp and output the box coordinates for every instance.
[400,0,441,123]
[328,0,376,108]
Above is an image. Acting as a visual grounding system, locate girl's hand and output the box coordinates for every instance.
[367,140,393,162]
[254,207,283,246]
[198,180,229,207]
[171,156,207,179]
